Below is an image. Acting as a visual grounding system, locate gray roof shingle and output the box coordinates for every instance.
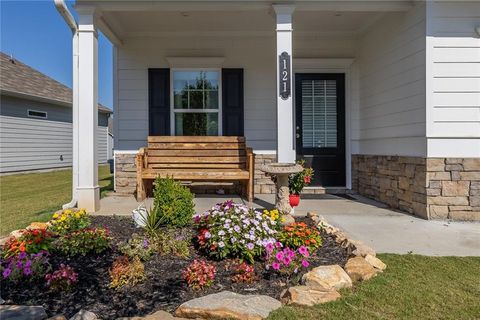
[0,52,112,113]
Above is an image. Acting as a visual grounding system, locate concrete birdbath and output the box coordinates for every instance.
[260,162,303,222]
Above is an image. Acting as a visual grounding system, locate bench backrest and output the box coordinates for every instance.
[146,136,248,170]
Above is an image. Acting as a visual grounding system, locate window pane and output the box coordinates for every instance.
[301,80,337,148]
[175,113,218,136]
[173,70,219,110]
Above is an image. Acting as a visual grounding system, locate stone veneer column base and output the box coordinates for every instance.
[115,153,137,195]
[352,155,480,221]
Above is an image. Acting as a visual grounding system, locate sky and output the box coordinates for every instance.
[0,0,113,109]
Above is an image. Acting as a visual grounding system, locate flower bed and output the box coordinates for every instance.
[1,211,349,319]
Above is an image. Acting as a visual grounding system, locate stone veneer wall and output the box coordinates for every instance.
[253,154,276,194]
[351,155,428,218]
[426,158,480,221]
[352,155,480,221]
[115,153,137,195]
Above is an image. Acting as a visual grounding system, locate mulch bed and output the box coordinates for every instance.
[1,216,349,319]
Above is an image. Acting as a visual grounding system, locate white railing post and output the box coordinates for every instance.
[274,4,296,163]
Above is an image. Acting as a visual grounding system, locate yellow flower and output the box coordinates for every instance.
[60,215,67,221]
[52,213,59,219]
[64,209,72,215]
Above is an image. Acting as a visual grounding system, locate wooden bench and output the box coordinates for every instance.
[136,136,254,202]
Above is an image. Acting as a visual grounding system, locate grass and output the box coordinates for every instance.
[0,165,113,236]
[269,254,480,320]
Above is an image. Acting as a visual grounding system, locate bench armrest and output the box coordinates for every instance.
[246,147,254,177]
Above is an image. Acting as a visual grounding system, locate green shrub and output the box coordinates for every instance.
[119,234,155,261]
[151,230,190,258]
[53,228,111,256]
[152,176,195,227]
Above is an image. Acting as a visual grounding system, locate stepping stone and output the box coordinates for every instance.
[344,257,379,282]
[117,310,187,320]
[0,305,48,320]
[302,265,352,291]
[175,291,282,320]
[281,286,340,307]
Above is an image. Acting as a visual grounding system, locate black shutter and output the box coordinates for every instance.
[222,68,244,136]
[148,68,170,135]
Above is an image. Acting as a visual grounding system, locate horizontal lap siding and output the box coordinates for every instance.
[0,116,109,173]
[428,2,480,141]
[356,3,427,156]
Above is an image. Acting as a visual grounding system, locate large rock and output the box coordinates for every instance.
[364,254,386,271]
[344,257,378,282]
[302,265,352,291]
[26,222,49,231]
[281,286,340,307]
[0,305,48,320]
[174,291,281,320]
[350,240,376,257]
[118,310,186,320]
[70,310,97,320]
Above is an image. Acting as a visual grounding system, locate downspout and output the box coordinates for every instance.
[54,0,79,209]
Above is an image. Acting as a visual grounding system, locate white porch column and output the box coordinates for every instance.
[76,8,100,212]
[274,5,296,163]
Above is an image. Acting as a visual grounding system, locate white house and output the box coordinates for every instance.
[0,52,113,173]
[59,0,479,220]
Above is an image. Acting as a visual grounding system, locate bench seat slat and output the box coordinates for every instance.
[141,169,249,180]
[147,149,246,157]
[148,136,245,143]
[148,143,246,150]
[147,156,246,164]
[148,163,245,169]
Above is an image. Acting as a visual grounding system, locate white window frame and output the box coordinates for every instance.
[170,68,222,136]
[27,109,48,119]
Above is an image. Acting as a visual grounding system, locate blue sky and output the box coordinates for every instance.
[0,0,113,109]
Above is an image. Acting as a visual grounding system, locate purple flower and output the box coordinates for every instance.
[143,238,150,248]
[204,231,211,239]
[246,243,254,250]
[24,260,32,268]
[15,261,23,269]
[18,252,27,259]
[23,267,32,276]
[2,268,12,279]
[233,225,241,232]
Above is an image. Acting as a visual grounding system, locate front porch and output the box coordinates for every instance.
[68,0,480,221]
[95,193,480,256]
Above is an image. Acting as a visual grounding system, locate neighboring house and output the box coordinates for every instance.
[65,0,479,220]
[0,52,113,173]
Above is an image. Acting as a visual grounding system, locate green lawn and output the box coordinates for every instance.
[0,165,113,236]
[269,254,480,320]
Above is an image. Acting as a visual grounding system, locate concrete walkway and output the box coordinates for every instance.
[96,194,480,257]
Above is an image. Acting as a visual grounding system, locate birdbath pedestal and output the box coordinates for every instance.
[260,163,303,219]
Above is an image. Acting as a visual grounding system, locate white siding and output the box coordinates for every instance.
[0,116,109,173]
[115,32,358,152]
[426,1,480,157]
[355,3,427,156]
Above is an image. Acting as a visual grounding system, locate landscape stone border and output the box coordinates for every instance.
[1,213,386,320]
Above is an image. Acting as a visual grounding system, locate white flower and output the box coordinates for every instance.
[204,231,211,239]
[218,230,225,236]
[218,241,225,248]
[231,236,237,243]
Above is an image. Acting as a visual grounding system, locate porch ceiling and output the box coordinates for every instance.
[76,1,414,43]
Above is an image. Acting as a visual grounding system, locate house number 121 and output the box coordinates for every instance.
[279,52,291,100]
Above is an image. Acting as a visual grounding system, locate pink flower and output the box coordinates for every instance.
[301,260,309,268]
[272,262,280,270]
[298,246,309,257]
[275,252,284,261]
[283,257,292,266]
[265,243,274,253]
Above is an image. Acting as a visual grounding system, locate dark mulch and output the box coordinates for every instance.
[1,216,349,319]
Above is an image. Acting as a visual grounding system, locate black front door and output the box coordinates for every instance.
[295,73,346,187]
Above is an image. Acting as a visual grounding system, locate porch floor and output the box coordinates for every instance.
[96,194,480,257]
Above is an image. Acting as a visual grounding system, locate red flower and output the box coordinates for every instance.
[304,176,311,184]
